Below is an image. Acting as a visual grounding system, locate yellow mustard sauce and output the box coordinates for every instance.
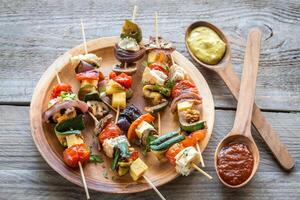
[187,26,226,65]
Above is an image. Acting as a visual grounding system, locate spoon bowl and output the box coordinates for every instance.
[214,134,260,188]
[185,21,231,70]
[213,28,262,188]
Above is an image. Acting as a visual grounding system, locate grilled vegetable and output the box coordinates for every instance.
[51,83,72,99]
[143,85,165,105]
[128,113,155,141]
[112,92,126,109]
[150,131,179,146]
[78,84,100,102]
[70,53,102,72]
[54,115,85,135]
[117,105,142,132]
[120,20,142,43]
[63,143,90,168]
[144,100,168,114]
[98,123,121,144]
[105,80,125,95]
[115,44,145,63]
[87,101,109,120]
[178,111,206,132]
[150,135,185,151]
[142,67,168,86]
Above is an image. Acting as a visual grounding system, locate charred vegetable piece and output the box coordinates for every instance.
[94,114,114,135]
[143,85,165,105]
[111,148,120,171]
[122,105,142,122]
[116,116,131,132]
[150,135,185,151]
[145,100,168,114]
[54,115,85,135]
[178,110,206,132]
[112,63,137,75]
[120,20,142,43]
[114,44,145,63]
[87,101,109,120]
[70,53,102,70]
[42,100,89,123]
[150,131,179,146]
[78,84,100,102]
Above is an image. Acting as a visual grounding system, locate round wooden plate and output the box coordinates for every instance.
[30,37,215,193]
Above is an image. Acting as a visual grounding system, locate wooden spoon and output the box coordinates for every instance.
[185,21,295,171]
[215,28,261,188]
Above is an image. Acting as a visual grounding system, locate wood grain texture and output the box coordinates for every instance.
[214,28,262,188]
[0,0,299,111]
[0,105,299,199]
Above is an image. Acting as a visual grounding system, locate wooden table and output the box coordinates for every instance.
[0,0,299,199]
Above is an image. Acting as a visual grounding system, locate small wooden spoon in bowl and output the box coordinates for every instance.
[185,21,294,171]
[214,28,261,188]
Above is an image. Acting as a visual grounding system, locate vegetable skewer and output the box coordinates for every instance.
[44,73,91,199]
[113,6,145,74]
[89,109,166,200]
[113,5,138,122]
[170,54,205,167]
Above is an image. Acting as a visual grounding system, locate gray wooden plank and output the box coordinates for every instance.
[0,105,299,199]
[0,0,299,111]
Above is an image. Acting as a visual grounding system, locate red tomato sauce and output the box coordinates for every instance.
[217,143,254,186]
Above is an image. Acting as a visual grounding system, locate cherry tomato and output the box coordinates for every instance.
[112,73,132,89]
[127,113,155,141]
[63,143,90,168]
[109,71,117,79]
[98,123,121,144]
[129,151,139,161]
[51,83,72,99]
[165,143,185,165]
[171,80,197,98]
[148,63,169,75]
[76,70,102,81]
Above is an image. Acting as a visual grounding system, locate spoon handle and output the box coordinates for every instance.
[232,28,261,136]
[217,63,295,170]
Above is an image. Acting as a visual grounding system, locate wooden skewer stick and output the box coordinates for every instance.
[88,111,98,123]
[196,143,205,167]
[157,112,161,135]
[115,106,120,123]
[154,12,159,48]
[132,5,138,22]
[55,73,90,199]
[78,161,90,200]
[170,51,205,167]
[143,175,166,200]
[55,70,61,84]
[80,20,117,114]
[81,19,88,55]
[154,12,163,136]
[191,163,212,180]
